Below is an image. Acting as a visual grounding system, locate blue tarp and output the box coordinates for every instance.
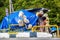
[0,9,59,31]
[0,10,38,31]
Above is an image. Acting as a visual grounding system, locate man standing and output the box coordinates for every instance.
[36,10,47,32]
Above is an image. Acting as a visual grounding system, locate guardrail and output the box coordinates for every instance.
[32,25,59,38]
[6,24,60,37]
[0,24,59,38]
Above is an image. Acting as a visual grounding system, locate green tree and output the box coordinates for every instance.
[0,0,60,25]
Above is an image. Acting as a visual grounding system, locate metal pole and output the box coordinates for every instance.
[12,4,14,12]
[9,0,12,13]
[9,0,14,13]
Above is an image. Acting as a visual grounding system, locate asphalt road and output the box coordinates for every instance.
[0,38,60,40]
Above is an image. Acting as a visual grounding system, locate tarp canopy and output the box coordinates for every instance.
[1,8,54,31]
[0,10,38,31]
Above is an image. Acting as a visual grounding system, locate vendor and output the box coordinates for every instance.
[18,11,32,29]
[18,11,29,26]
[43,13,49,26]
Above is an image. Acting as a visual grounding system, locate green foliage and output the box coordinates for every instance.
[0,0,60,24]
